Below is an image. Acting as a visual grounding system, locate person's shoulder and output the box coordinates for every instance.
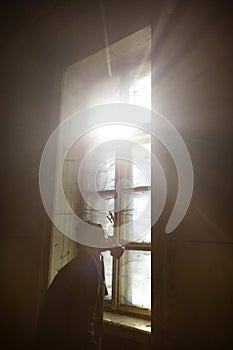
[48,256,81,288]
[57,256,82,276]
[52,252,99,286]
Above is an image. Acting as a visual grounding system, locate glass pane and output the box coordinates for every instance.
[119,250,151,309]
[120,191,151,243]
[132,142,151,243]
[102,250,113,299]
[132,191,151,243]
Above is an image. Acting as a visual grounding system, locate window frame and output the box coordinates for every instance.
[48,25,152,319]
[101,145,152,318]
[104,242,152,319]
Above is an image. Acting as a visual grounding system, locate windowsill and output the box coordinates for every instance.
[103,311,151,335]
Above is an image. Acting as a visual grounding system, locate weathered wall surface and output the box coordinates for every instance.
[1,1,232,349]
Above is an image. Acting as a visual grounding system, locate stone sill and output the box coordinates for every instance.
[103,311,151,335]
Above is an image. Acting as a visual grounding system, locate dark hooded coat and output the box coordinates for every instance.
[34,249,106,350]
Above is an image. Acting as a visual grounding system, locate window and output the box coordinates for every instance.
[99,72,151,316]
[49,26,151,319]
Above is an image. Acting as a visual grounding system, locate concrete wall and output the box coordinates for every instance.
[1,5,59,348]
[151,2,233,349]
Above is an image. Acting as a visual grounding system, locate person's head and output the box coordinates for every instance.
[76,221,125,259]
[77,243,125,260]
[76,242,98,255]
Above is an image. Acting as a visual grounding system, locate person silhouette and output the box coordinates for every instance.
[34,243,124,350]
